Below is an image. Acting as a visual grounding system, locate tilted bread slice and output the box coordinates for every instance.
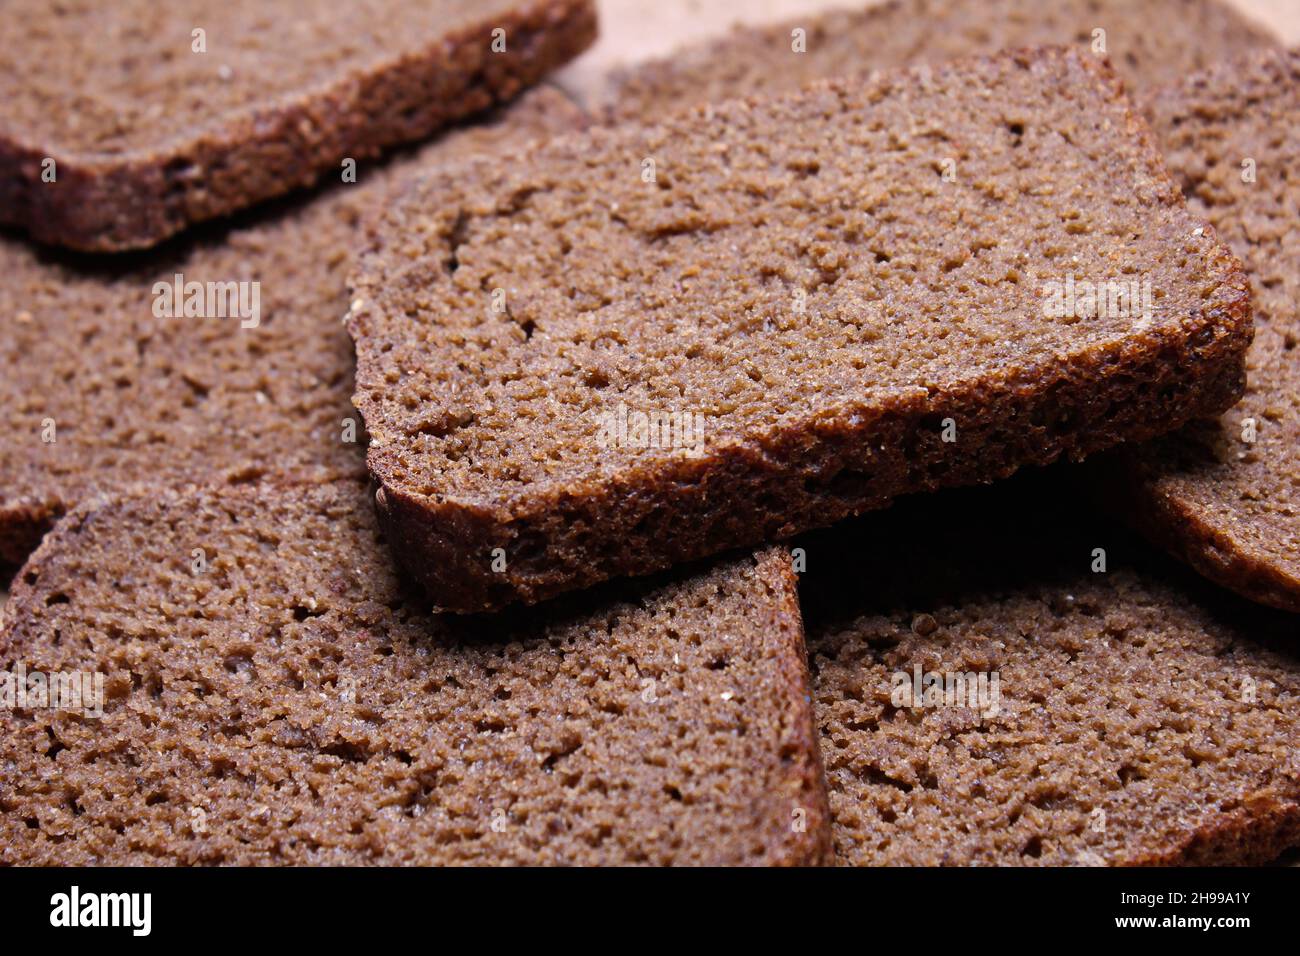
[0,88,585,569]
[349,48,1251,611]
[1116,50,1300,612]
[603,0,1279,121]
[0,481,829,865]
[0,0,597,250]
[798,479,1300,866]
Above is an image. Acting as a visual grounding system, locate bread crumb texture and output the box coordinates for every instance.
[0,482,829,865]
[815,567,1300,866]
[349,47,1251,611]
[799,487,1300,867]
[605,0,1280,121]
[1122,50,1300,611]
[0,0,597,249]
[0,89,585,568]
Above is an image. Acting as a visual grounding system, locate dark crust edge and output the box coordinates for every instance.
[0,502,56,570]
[0,0,598,252]
[0,86,589,572]
[0,499,99,622]
[1124,792,1300,866]
[1109,49,1300,615]
[359,47,1255,613]
[1101,453,1300,614]
[1,494,834,866]
[748,548,834,866]
[1,479,375,619]
[0,466,362,574]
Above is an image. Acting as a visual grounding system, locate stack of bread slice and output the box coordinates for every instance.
[1,0,1296,865]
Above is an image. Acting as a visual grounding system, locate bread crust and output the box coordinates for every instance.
[750,548,835,866]
[0,484,831,865]
[0,89,586,570]
[0,0,597,251]
[1110,455,1300,614]
[350,48,1254,612]
[1114,50,1300,612]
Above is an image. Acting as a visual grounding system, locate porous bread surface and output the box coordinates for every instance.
[348,47,1252,612]
[0,0,597,250]
[799,486,1300,866]
[1120,50,1300,612]
[0,89,585,569]
[605,0,1279,121]
[814,569,1300,866]
[0,482,829,865]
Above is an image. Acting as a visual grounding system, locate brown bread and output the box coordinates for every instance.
[1116,50,1300,612]
[0,88,586,570]
[0,481,829,865]
[605,0,1279,121]
[0,0,597,251]
[348,47,1252,612]
[798,479,1300,866]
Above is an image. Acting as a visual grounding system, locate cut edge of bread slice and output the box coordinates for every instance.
[0,479,832,866]
[347,46,1254,613]
[0,0,598,251]
[1108,48,1300,613]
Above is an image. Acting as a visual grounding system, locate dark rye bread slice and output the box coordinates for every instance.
[797,478,1300,866]
[1114,51,1300,612]
[348,47,1252,613]
[0,0,596,251]
[0,481,829,865]
[605,0,1279,121]
[0,88,585,570]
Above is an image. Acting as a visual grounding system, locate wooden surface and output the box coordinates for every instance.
[554,0,1299,104]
